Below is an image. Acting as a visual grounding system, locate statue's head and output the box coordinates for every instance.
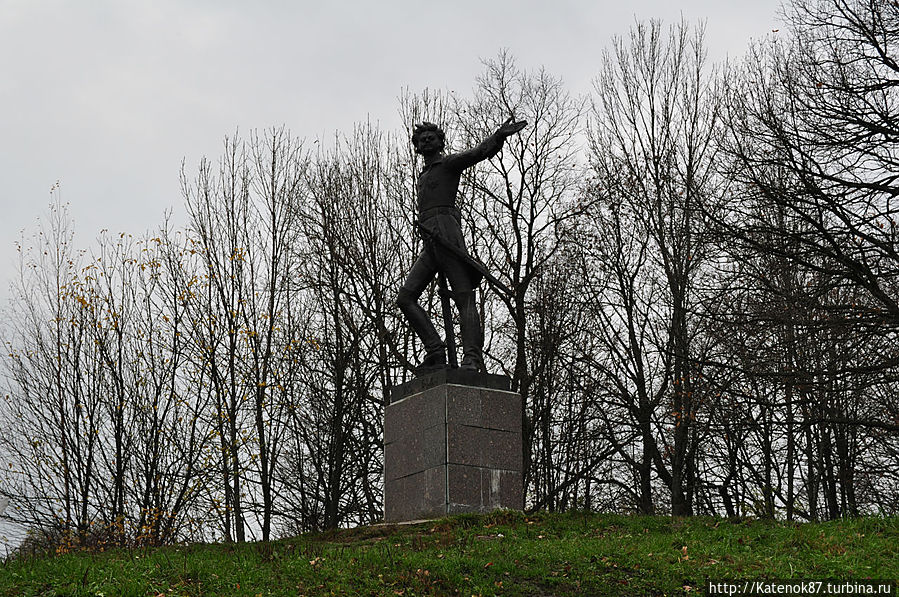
[411,122,446,155]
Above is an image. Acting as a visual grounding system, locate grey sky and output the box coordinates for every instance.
[0,0,781,307]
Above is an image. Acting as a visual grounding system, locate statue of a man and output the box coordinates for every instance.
[397,118,527,373]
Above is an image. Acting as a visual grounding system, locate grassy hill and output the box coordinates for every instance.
[1,510,897,596]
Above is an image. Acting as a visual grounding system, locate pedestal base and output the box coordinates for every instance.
[384,371,523,522]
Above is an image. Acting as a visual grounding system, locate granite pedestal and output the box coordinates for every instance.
[384,369,523,522]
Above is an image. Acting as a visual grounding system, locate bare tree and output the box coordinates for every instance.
[586,20,722,515]
[282,124,403,530]
[712,0,899,519]
[180,129,310,541]
[2,203,220,548]
[1,198,105,545]
[720,0,899,330]
[452,52,586,497]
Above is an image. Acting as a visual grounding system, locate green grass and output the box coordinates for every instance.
[1,511,897,596]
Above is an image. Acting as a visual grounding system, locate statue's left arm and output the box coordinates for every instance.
[445,118,528,172]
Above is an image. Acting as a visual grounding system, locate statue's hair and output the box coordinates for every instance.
[411,122,446,149]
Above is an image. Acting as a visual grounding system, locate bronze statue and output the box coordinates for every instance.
[397,118,527,374]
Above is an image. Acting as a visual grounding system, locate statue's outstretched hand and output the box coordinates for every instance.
[497,116,528,138]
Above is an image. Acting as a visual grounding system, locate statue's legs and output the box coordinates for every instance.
[399,212,485,373]
[428,217,484,372]
[397,259,445,367]
[453,290,483,372]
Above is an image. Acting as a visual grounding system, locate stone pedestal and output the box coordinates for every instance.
[383,369,523,522]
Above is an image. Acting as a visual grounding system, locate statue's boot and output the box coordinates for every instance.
[455,291,484,372]
[397,288,446,369]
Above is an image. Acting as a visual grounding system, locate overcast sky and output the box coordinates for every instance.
[0,0,782,307]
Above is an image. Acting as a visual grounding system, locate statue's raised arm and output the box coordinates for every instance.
[396,118,528,375]
[439,117,528,173]
[497,116,528,137]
